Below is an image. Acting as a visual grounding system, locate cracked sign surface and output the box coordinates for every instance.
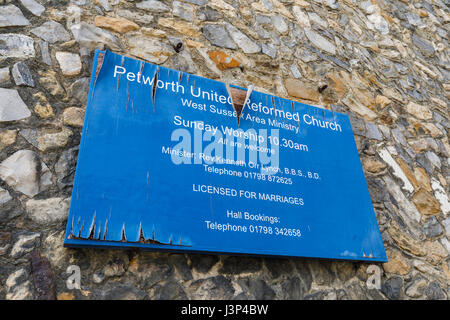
[64,50,387,262]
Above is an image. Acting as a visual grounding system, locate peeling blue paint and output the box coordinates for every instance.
[64,50,387,262]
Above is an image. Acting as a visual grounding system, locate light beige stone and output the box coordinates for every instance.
[141,28,166,38]
[0,130,17,152]
[158,18,200,37]
[95,16,139,34]
[408,138,430,153]
[383,250,411,275]
[424,241,448,265]
[186,39,204,48]
[34,103,54,119]
[37,127,72,152]
[363,158,386,173]
[387,222,426,257]
[375,95,392,108]
[414,168,432,192]
[26,197,70,224]
[294,0,310,7]
[383,94,403,111]
[56,52,82,76]
[285,78,319,102]
[342,94,377,121]
[442,261,450,281]
[272,0,293,19]
[33,92,54,119]
[128,35,174,64]
[396,158,418,190]
[405,102,433,120]
[437,173,446,188]
[38,70,65,96]
[422,123,443,138]
[62,107,85,127]
[412,189,441,216]
[327,72,348,99]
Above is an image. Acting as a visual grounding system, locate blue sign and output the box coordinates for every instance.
[64,50,387,262]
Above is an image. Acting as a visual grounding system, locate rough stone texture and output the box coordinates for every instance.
[412,189,442,217]
[12,62,34,87]
[219,256,262,275]
[62,107,85,127]
[0,231,11,255]
[128,35,174,64]
[173,1,194,22]
[202,24,236,50]
[262,42,277,59]
[5,268,33,300]
[225,23,261,54]
[31,21,71,44]
[0,187,12,205]
[20,127,72,152]
[406,277,427,298]
[425,281,446,300]
[10,233,40,259]
[188,276,235,299]
[136,0,170,13]
[0,150,50,197]
[158,18,200,37]
[26,198,70,225]
[406,102,433,120]
[0,129,17,152]
[383,250,410,276]
[95,16,139,34]
[381,276,404,300]
[0,5,30,28]
[442,218,450,237]
[30,250,56,300]
[431,178,450,216]
[19,0,45,17]
[304,28,336,54]
[285,78,319,102]
[69,78,90,104]
[0,88,31,122]
[55,52,82,77]
[208,51,240,70]
[70,22,121,53]
[0,67,10,85]
[423,217,443,239]
[0,0,449,301]
[0,34,35,58]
